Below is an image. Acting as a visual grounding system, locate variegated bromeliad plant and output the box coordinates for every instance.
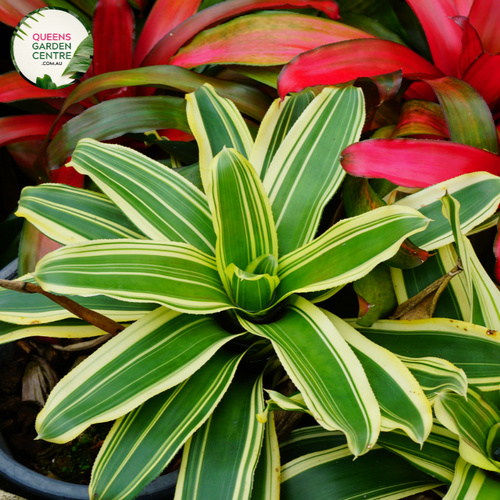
[2,83,500,499]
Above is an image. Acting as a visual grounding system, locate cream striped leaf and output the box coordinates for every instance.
[0,319,107,344]
[250,412,280,500]
[16,184,145,245]
[68,139,216,255]
[174,366,265,500]
[258,390,312,424]
[208,148,278,298]
[325,311,432,445]
[239,295,381,457]
[350,318,500,391]
[186,84,253,193]
[249,91,314,180]
[275,205,429,302]
[90,349,244,500]
[280,445,443,500]
[434,388,500,472]
[397,355,467,403]
[444,457,500,500]
[34,240,234,314]
[377,422,459,484]
[0,274,156,325]
[394,172,500,250]
[263,86,365,256]
[36,307,242,443]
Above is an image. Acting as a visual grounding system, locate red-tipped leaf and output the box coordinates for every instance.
[454,16,483,78]
[392,100,449,139]
[134,0,201,67]
[405,0,462,77]
[170,11,374,68]
[141,0,340,66]
[277,39,444,98]
[0,0,46,27]
[468,0,500,55]
[340,138,500,188]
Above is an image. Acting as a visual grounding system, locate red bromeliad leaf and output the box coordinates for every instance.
[453,16,484,78]
[463,52,500,108]
[340,139,500,188]
[134,0,201,67]
[405,0,462,77]
[277,39,444,98]
[368,70,403,104]
[468,0,500,55]
[392,100,449,139]
[92,0,134,98]
[0,115,70,147]
[424,76,498,153]
[170,11,374,68]
[452,0,473,15]
[0,72,73,102]
[141,0,340,66]
[0,0,46,27]
[50,166,85,187]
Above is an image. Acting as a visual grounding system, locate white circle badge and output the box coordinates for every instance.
[11,7,93,89]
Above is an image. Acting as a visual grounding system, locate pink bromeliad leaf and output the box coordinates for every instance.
[0,0,46,27]
[453,16,484,77]
[169,11,374,68]
[141,0,340,66]
[452,0,473,15]
[0,115,71,147]
[277,39,444,98]
[468,0,500,55]
[134,0,201,67]
[405,0,463,77]
[0,72,74,102]
[463,52,500,108]
[340,139,500,188]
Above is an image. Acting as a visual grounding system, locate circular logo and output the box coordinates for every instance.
[11,7,93,89]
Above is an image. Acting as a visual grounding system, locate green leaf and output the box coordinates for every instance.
[36,74,58,90]
[251,412,280,500]
[61,34,93,79]
[240,295,381,457]
[276,205,429,302]
[435,388,500,472]
[263,86,365,255]
[34,240,234,314]
[395,172,500,250]
[47,96,190,170]
[174,365,265,500]
[280,445,443,500]
[186,84,253,193]
[90,349,244,500]
[68,139,216,255]
[325,311,432,445]
[351,318,500,391]
[249,91,314,180]
[445,457,500,500]
[16,184,145,245]
[0,274,156,325]
[208,148,278,298]
[36,307,241,443]
[377,422,459,485]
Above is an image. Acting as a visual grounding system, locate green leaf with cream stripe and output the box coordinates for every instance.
[16,184,145,245]
[208,148,278,299]
[36,307,242,443]
[324,310,432,445]
[397,355,467,403]
[280,445,443,500]
[34,240,234,314]
[435,388,500,472]
[250,412,280,500]
[90,349,244,500]
[377,422,459,485]
[0,319,107,345]
[249,91,314,180]
[68,139,216,255]
[174,365,265,500]
[350,318,500,391]
[263,86,365,256]
[186,84,253,193]
[0,275,156,325]
[444,457,500,500]
[275,205,429,301]
[239,295,380,457]
[394,172,500,250]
